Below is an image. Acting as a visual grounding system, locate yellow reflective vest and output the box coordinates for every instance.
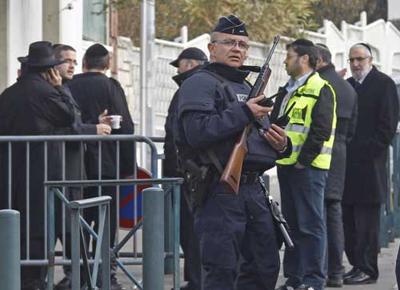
[276,73,336,170]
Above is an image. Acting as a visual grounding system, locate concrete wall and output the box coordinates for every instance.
[388,0,400,20]
[1,0,42,86]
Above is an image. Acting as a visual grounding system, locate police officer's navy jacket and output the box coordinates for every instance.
[163,65,205,177]
[177,62,279,172]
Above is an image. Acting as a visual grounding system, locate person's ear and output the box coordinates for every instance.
[208,42,215,58]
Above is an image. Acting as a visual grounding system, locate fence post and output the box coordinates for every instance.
[164,188,174,274]
[143,187,164,290]
[0,209,20,290]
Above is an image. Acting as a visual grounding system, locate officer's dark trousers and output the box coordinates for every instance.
[180,193,201,289]
[342,203,380,279]
[277,166,327,290]
[323,199,344,280]
[194,182,280,290]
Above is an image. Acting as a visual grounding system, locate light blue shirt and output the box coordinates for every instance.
[279,71,314,117]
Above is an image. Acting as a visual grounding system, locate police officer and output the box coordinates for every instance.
[177,15,289,290]
[164,47,208,290]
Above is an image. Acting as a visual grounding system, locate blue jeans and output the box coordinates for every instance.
[277,165,327,290]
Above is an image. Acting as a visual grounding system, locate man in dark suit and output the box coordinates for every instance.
[342,43,399,285]
[315,43,358,287]
[68,43,134,290]
[52,44,112,290]
[0,41,75,290]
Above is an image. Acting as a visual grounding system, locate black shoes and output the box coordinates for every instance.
[54,274,126,290]
[326,277,343,287]
[275,285,314,290]
[54,276,71,290]
[275,285,296,290]
[296,285,314,290]
[343,270,377,285]
[343,267,360,279]
[170,284,198,290]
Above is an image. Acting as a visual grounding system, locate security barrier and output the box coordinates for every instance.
[0,209,20,290]
[381,132,400,247]
[0,134,183,290]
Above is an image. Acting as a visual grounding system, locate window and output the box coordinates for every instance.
[83,0,107,44]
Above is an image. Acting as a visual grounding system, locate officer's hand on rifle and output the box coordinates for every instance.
[264,124,288,152]
[247,95,273,119]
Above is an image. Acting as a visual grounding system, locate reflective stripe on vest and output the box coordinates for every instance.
[276,72,337,169]
[286,124,336,137]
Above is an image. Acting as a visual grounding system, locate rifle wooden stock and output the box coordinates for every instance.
[219,35,280,194]
[220,125,251,194]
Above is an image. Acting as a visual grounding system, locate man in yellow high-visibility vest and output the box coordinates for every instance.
[272,39,336,290]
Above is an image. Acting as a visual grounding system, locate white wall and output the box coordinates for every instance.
[59,0,84,72]
[7,0,42,84]
[116,12,400,139]
[388,0,400,20]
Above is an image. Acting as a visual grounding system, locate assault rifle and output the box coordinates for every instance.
[220,35,280,194]
[259,176,294,249]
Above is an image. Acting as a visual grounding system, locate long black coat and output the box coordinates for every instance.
[0,72,75,238]
[67,72,135,178]
[318,64,358,200]
[59,85,96,183]
[343,66,399,204]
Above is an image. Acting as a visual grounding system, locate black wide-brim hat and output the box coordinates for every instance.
[18,41,63,67]
[170,47,208,67]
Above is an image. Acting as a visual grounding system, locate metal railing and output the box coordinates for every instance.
[0,134,183,290]
[380,132,400,246]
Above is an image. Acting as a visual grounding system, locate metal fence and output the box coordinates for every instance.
[0,134,183,290]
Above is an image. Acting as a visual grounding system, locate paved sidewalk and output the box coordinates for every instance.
[276,239,399,290]
[53,172,400,289]
[53,230,400,290]
[106,238,399,289]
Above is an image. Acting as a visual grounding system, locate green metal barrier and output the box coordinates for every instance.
[0,210,20,290]
[380,131,400,247]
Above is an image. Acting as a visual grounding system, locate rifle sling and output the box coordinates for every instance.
[206,149,224,174]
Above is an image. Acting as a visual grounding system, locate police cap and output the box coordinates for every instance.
[170,47,208,68]
[212,15,248,36]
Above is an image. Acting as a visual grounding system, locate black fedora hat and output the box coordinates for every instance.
[170,47,208,67]
[18,41,63,67]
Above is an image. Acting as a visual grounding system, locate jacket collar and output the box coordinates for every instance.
[317,63,336,75]
[204,62,250,83]
[172,64,205,86]
[348,65,377,87]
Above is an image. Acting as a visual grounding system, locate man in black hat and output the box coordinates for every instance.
[67,43,135,290]
[164,47,207,290]
[177,15,289,290]
[0,41,76,290]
